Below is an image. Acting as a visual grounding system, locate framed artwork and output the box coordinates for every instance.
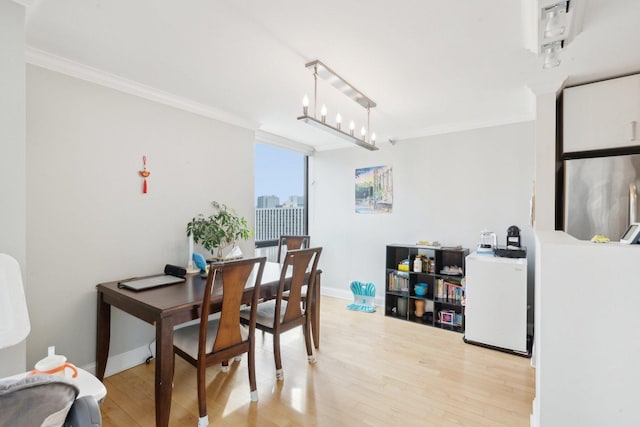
[355,165,393,213]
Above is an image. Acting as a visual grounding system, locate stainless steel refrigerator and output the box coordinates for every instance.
[564,153,640,241]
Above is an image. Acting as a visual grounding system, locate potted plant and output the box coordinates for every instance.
[186,201,252,260]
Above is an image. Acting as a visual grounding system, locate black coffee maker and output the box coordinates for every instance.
[507,225,521,247]
[495,225,526,258]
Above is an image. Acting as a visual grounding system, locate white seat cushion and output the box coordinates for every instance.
[173,314,248,359]
[239,300,287,328]
[282,285,307,299]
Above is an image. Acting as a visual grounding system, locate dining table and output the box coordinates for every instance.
[95,261,321,427]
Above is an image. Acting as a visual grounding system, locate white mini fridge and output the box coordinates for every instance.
[464,252,528,356]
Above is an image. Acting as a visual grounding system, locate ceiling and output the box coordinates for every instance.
[22,0,640,151]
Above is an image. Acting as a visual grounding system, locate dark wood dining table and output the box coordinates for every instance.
[95,261,321,427]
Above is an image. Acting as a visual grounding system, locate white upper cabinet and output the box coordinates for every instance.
[563,74,640,153]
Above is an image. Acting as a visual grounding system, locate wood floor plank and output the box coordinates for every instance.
[100,296,534,426]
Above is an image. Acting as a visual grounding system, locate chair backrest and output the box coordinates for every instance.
[276,247,322,324]
[199,257,266,356]
[276,235,310,263]
[0,253,30,349]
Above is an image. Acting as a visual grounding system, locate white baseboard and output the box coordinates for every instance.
[83,288,382,378]
[530,397,539,427]
[321,287,351,301]
[321,287,385,306]
[81,343,153,378]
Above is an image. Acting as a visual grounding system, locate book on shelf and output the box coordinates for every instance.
[435,278,464,303]
[438,310,464,326]
[388,271,409,292]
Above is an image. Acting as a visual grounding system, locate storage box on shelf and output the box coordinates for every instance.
[385,244,469,333]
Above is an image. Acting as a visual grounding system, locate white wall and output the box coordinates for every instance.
[535,231,640,426]
[0,0,27,377]
[533,90,560,231]
[310,122,536,310]
[25,65,255,371]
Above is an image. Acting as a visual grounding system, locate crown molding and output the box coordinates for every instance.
[25,47,259,131]
[312,141,376,152]
[526,73,568,95]
[394,113,536,143]
[311,112,536,149]
[255,130,315,156]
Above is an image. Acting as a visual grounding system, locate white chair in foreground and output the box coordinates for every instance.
[0,253,103,427]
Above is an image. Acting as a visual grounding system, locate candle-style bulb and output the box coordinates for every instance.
[302,94,309,115]
[371,132,376,145]
[360,126,366,140]
[349,120,355,136]
[336,113,342,130]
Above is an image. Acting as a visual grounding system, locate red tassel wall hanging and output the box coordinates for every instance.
[139,155,150,194]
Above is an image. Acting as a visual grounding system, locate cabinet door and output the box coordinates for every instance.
[563,74,640,153]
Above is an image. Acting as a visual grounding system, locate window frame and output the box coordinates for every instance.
[254,146,308,249]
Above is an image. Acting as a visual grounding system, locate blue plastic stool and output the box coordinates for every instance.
[346,281,376,313]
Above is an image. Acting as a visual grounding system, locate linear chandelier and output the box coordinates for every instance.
[297,60,379,151]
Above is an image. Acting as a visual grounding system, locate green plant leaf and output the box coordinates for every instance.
[185,201,253,256]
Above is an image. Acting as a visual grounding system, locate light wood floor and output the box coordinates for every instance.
[100,296,535,426]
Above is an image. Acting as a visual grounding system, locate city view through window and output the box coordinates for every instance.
[254,144,306,244]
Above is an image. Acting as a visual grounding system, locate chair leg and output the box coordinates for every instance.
[304,318,316,364]
[197,364,208,425]
[248,342,258,402]
[273,333,284,380]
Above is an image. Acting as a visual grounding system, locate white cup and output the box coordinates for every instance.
[31,354,78,378]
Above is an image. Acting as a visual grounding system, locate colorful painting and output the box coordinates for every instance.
[355,165,393,213]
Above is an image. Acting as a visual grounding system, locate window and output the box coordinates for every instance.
[254,143,307,249]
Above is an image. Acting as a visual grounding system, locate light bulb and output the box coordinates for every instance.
[360,126,366,140]
[371,132,376,145]
[544,10,565,37]
[336,113,342,130]
[544,3,567,38]
[349,120,355,136]
[542,41,561,69]
[321,105,327,123]
[302,94,309,115]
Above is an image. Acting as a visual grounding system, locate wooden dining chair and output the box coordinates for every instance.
[276,235,310,263]
[172,256,266,427]
[240,247,322,381]
[278,235,311,308]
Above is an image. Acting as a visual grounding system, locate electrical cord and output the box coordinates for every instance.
[145,340,155,364]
